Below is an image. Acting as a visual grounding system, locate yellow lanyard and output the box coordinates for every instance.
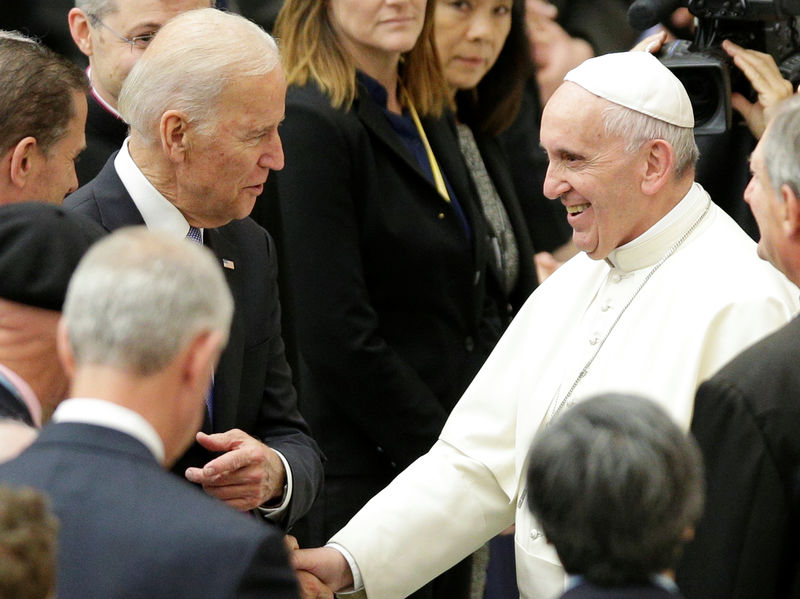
[404,92,451,203]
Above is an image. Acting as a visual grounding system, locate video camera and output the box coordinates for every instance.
[627,0,800,134]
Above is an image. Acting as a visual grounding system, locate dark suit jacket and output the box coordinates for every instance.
[561,581,685,599]
[676,316,800,599]
[0,422,298,599]
[0,383,33,426]
[63,157,323,528]
[251,81,534,543]
[76,94,128,186]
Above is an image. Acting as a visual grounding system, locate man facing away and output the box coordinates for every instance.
[527,393,704,599]
[290,51,800,599]
[65,7,323,529]
[0,228,299,599]
[0,31,88,205]
[66,0,212,184]
[0,202,105,462]
[675,95,800,599]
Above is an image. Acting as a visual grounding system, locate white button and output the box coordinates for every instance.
[612,274,621,283]
[589,335,600,345]
[600,303,611,312]
[530,529,543,540]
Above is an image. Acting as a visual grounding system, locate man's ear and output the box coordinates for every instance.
[8,137,40,190]
[68,8,94,57]
[640,139,675,196]
[56,318,77,380]
[780,183,800,240]
[160,110,192,164]
[180,330,224,391]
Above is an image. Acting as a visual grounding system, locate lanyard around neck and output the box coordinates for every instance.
[403,89,450,203]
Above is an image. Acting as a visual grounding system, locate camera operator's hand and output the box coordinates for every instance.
[631,30,668,54]
[723,39,794,138]
[526,0,593,103]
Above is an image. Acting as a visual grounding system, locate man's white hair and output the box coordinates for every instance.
[602,103,699,178]
[118,8,280,146]
[63,227,233,375]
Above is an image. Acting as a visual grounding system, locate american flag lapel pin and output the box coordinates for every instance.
[222,259,235,270]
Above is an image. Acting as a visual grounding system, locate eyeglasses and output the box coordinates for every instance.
[88,14,156,51]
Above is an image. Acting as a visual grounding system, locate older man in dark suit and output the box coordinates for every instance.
[64,7,322,529]
[0,228,299,599]
[675,96,800,599]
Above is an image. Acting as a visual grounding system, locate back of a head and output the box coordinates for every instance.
[0,30,89,157]
[526,393,705,586]
[0,485,58,599]
[118,8,279,145]
[63,227,234,376]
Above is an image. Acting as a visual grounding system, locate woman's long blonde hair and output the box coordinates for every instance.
[275,0,451,117]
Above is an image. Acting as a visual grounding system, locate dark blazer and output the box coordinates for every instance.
[0,383,33,426]
[561,581,685,599]
[251,81,534,544]
[676,316,800,599]
[0,422,299,599]
[64,156,323,529]
[76,94,128,186]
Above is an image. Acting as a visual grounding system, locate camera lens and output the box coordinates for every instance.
[672,68,720,128]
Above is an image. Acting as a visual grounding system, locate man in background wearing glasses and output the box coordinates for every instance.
[67,0,211,185]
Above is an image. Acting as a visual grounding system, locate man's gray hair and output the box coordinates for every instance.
[603,103,699,178]
[762,94,800,199]
[526,393,705,586]
[74,0,116,18]
[118,8,280,146]
[63,227,234,376]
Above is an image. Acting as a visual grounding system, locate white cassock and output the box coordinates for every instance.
[331,183,800,599]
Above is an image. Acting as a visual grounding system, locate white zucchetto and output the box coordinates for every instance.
[563,51,695,128]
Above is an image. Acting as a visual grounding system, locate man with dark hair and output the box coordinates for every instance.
[0,31,88,205]
[675,95,800,599]
[526,393,704,598]
[0,485,59,599]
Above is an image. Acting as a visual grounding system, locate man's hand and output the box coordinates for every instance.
[723,39,794,138]
[291,547,354,594]
[184,429,286,511]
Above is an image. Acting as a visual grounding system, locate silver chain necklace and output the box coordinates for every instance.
[546,198,712,424]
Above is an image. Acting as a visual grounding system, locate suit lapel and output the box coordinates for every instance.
[90,155,147,230]
[203,227,243,433]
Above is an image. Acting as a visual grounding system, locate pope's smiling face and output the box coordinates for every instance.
[540,83,657,260]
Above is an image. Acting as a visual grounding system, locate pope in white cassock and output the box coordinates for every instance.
[292,51,800,599]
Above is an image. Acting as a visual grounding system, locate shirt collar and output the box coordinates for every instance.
[86,66,124,121]
[0,363,41,427]
[52,398,165,464]
[114,138,198,240]
[605,182,711,272]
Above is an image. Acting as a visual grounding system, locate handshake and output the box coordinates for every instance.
[285,536,354,599]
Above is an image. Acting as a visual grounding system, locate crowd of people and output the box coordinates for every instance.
[0,2,798,599]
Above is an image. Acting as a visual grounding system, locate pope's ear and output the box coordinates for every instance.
[640,139,674,196]
[781,183,800,239]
